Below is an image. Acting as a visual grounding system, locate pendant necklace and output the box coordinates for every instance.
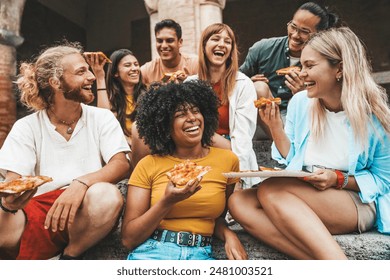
[49,108,81,134]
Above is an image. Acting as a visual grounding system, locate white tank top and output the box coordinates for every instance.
[303,109,349,171]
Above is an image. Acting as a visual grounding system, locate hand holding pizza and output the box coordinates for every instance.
[162,160,210,204]
[0,188,37,212]
[161,70,187,84]
[163,178,203,205]
[275,66,304,95]
[258,98,284,132]
[284,70,305,95]
[83,52,109,81]
[0,175,52,213]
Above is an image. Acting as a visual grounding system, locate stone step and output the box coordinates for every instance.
[213,224,390,260]
[83,176,390,260]
[83,218,390,260]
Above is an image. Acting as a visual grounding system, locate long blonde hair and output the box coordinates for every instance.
[16,42,83,111]
[198,23,238,104]
[307,27,390,148]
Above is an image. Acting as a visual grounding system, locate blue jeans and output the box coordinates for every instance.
[127,237,214,260]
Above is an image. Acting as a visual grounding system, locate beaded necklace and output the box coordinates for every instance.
[49,108,81,134]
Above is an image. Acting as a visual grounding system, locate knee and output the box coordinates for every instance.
[258,181,295,221]
[253,81,272,99]
[0,211,26,249]
[228,191,243,216]
[257,180,282,207]
[85,183,124,218]
[228,190,256,219]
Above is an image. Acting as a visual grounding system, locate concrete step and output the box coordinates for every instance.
[83,217,390,260]
[213,224,390,260]
[83,176,390,260]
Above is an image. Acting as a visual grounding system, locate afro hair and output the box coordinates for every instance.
[135,80,220,156]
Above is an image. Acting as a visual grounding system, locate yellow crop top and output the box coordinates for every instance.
[128,147,239,235]
[125,94,135,135]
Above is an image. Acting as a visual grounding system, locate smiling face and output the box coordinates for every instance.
[115,54,140,86]
[171,103,204,149]
[300,45,341,100]
[60,53,96,104]
[288,9,320,57]
[204,29,232,68]
[155,27,182,65]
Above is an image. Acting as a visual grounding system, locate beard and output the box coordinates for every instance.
[60,79,95,104]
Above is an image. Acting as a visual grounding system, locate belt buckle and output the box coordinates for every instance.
[177,231,195,246]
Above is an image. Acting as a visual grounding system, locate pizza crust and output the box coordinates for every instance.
[0,176,53,194]
[166,160,211,187]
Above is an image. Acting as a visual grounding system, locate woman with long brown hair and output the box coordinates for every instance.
[85,49,146,147]
[187,23,260,189]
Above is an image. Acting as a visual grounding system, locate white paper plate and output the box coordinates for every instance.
[223,170,312,178]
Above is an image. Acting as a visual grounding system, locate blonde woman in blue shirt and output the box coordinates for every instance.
[229,27,390,259]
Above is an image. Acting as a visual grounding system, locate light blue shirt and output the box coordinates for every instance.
[272,91,390,234]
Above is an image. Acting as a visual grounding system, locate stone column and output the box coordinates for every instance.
[198,0,225,31]
[144,0,159,60]
[196,0,225,54]
[0,0,25,147]
[143,0,225,59]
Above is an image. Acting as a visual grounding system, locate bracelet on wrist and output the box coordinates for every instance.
[96,88,106,91]
[0,198,18,214]
[334,170,348,189]
[72,178,89,188]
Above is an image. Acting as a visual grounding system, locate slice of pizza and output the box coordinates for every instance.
[161,70,186,83]
[254,97,282,108]
[83,51,112,63]
[276,66,301,76]
[0,175,53,194]
[166,159,211,187]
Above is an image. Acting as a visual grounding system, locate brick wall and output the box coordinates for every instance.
[0,45,17,147]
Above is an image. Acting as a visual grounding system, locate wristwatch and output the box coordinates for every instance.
[335,170,348,189]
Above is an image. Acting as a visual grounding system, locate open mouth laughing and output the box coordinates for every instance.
[82,85,93,91]
[213,50,225,57]
[184,125,200,134]
[304,81,315,89]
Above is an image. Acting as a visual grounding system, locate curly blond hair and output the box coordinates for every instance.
[16,42,83,111]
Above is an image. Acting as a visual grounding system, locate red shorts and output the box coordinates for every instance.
[17,189,69,260]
